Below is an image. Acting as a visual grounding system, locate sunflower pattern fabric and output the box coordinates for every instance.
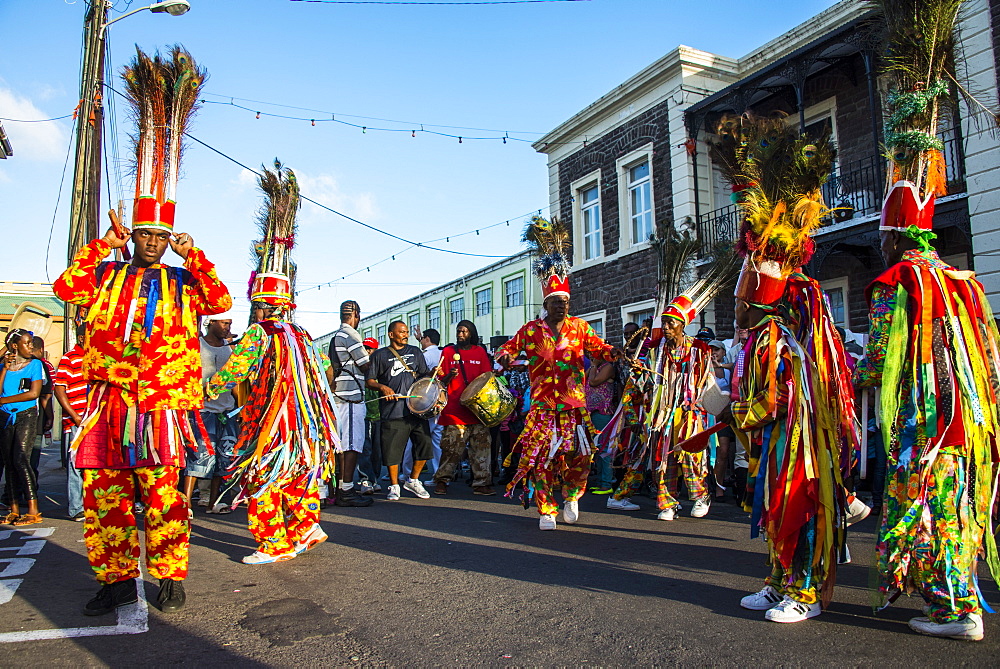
[53,238,232,411]
[82,466,189,583]
[247,474,321,555]
[53,238,232,468]
[854,248,1000,622]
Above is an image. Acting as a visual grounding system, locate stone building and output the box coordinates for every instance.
[535,0,1000,343]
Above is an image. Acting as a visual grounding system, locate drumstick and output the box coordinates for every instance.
[108,209,132,260]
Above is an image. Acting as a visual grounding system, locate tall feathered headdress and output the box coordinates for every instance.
[249,159,300,308]
[872,0,983,240]
[522,215,571,300]
[654,227,740,326]
[709,113,836,305]
[122,46,205,232]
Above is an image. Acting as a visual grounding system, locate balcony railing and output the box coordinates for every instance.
[697,129,966,254]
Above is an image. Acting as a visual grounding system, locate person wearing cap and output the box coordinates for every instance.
[854,180,1000,640]
[53,223,232,615]
[494,216,621,530]
[327,300,375,508]
[183,312,239,516]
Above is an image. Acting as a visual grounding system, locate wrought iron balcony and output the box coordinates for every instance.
[696,129,966,254]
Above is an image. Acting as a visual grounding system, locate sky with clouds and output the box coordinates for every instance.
[1,0,835,337]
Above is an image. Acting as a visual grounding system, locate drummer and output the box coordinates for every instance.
[431,320,495,496]
[365,321,434,501]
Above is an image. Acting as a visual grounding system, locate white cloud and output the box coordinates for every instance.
[294,170,379,227]
[0,87,70,161]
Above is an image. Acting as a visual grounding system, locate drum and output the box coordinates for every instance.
[406,377,447,417]
[460,371,516,427]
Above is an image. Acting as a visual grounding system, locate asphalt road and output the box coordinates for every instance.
[2,451,999,667]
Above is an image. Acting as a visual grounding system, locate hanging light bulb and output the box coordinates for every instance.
[255,111,260,119]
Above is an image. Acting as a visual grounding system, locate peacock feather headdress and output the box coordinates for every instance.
[249,159,300,309]
[522,215,572,300]
[709,113,836,305]
[654,227,740,325]
[122,45,205,232]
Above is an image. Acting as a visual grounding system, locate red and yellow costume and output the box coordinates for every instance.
[54,238,232,583]
[498,316,613,515]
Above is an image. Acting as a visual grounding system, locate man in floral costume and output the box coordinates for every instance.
[855,182,1000,641]
[495,216,619,530]
[54,222,232,615]
[54,46,229,617]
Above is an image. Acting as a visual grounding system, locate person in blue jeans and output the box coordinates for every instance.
[0,329,45,526]
[586,356,617,495]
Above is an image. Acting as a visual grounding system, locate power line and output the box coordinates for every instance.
[0,114,74,123]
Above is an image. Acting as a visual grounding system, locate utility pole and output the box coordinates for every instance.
[64,0,108,349]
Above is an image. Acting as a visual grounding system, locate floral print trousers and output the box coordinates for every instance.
[83,466,189,583]
[533,451,592,516]
[247,474,321,556]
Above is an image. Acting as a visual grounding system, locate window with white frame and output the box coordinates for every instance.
[426,305,441,330]
[820,277,849,328]
[630,308,654,326]
[408,312,420,334]
[580,184,602,260]
[475,287,492,316]
[450,297,465,324]
[504,276,524,308]
[628,161,653,245]
[375,324,386,344]
[621,300,657,332]
[587,317,605,339]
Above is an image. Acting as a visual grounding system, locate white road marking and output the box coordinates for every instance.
[0,527,150,642]
[0,580,23,605]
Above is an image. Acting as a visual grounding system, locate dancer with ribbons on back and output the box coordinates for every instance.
[710,113,846,624]
[208,160,337,565]
[54,47,231,616]
[853,0,1000,641]
[495,216,622,531]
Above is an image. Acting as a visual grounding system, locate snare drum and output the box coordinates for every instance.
[459,371,516,427]
[406,377,447,418]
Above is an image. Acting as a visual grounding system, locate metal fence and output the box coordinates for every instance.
[696,128,966,253]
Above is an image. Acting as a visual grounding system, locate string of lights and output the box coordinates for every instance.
[202,99,533,144]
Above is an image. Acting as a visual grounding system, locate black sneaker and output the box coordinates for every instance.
[335,487,374,507]
[83,578,138,616]
[157,578,186,613]
[72,512,85,522]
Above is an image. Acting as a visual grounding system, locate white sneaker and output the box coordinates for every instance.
[657,506,680,521]
[909,612,984,641]
[607,497,640,511]
[403,478,431,499]
[563,500,579,524]
[386,484,401,501]
[293,524,328,555]
[838,543,852,564]
[242,549,296,565]
[765,596,821,623]
[357,481,374,495]
[846,496,871,526]
[690,494,711,518]
[539,514,557,530]
[740,585,783,611]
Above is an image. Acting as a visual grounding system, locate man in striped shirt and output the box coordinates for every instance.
[327,300,374,507]
[53,324,88,520]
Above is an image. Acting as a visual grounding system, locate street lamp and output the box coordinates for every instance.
[101,1,191,34]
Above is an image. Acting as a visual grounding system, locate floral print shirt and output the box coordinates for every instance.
[498,316,614,411]
[53,238,232,412]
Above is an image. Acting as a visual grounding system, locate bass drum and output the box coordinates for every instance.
[406,377,447,418]
[459,371,516,427]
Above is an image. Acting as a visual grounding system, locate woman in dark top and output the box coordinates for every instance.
[0,328,45,525]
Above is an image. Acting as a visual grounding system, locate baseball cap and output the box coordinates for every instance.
[362,337,379,349]
[695,326,715,341]
[708,340,727,350]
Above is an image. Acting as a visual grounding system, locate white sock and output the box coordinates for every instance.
[340,482,354,491]
[408,478,419,483]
